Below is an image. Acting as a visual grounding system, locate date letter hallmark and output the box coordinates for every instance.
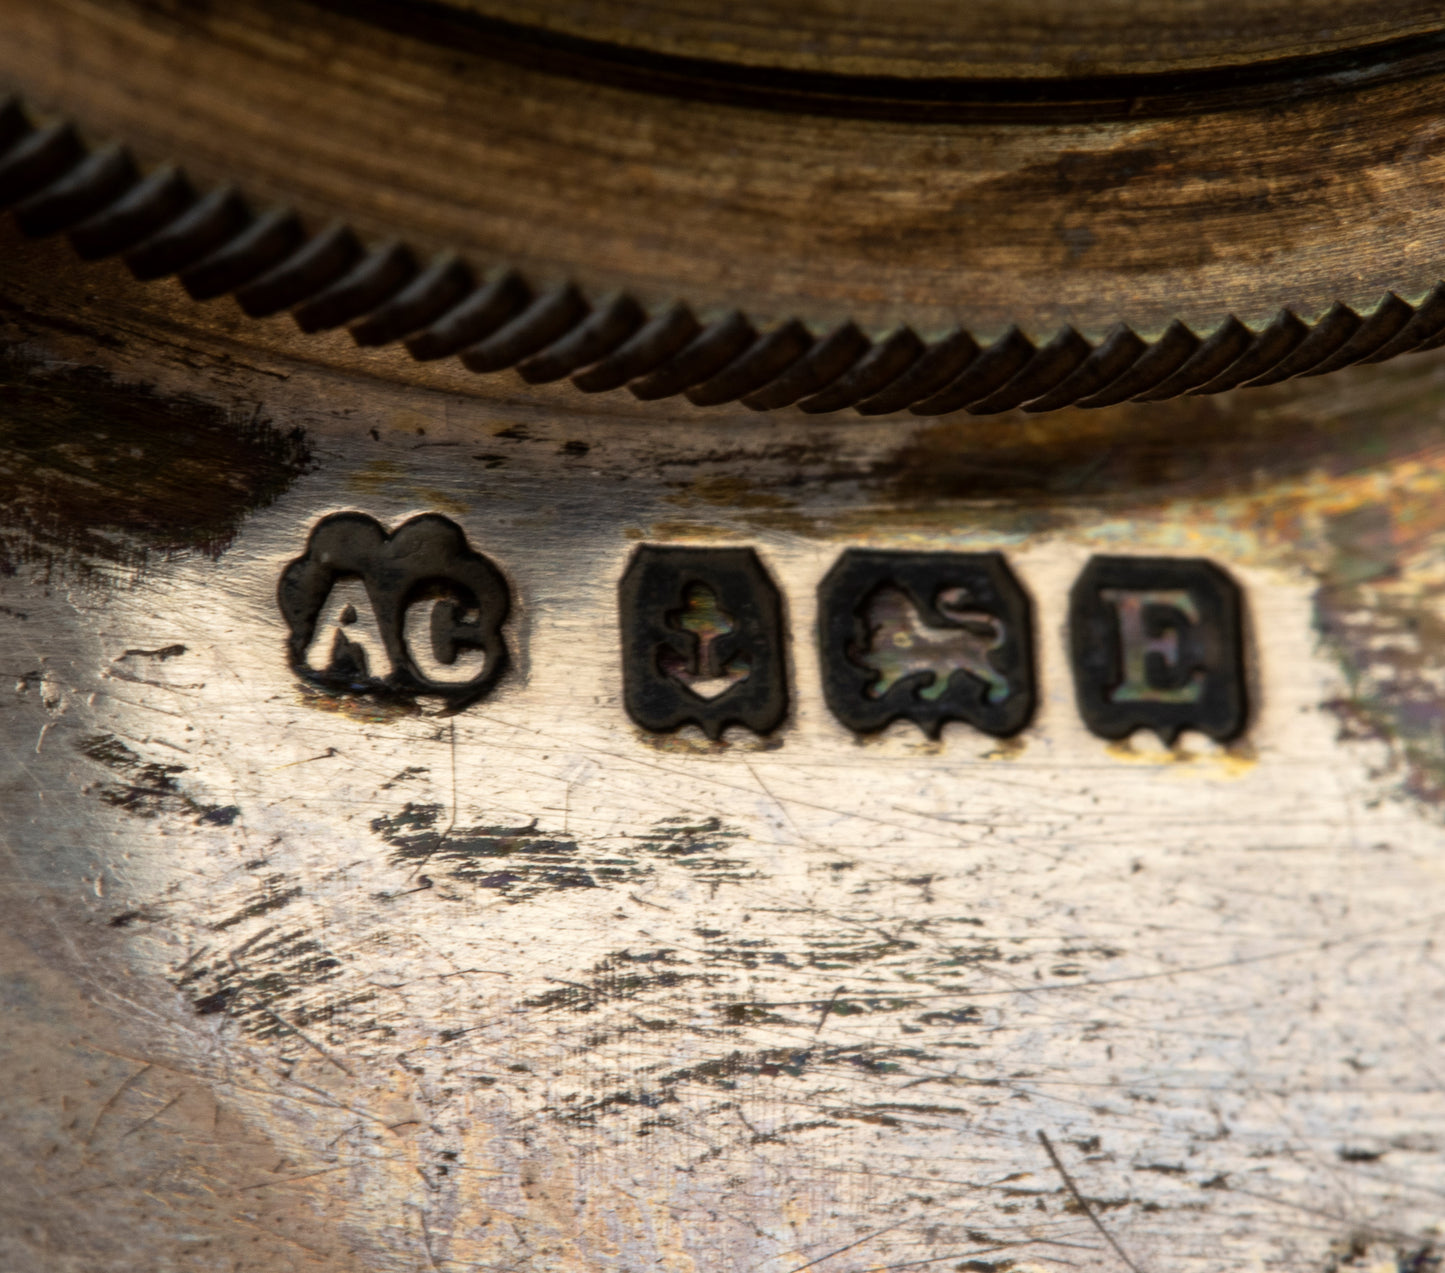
[278,512,511,710]
[619,545,788,739]
[1069,555,1246,743]
[819,550,1035,738]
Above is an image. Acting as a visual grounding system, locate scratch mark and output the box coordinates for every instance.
[86,1063,152,1144]
[120,1093,181,1138]
[266,1074,397,1133]
[259,1007,356,1079]
[1038,1128,1144,1273]
[780,1214,913,1272]
[384,875,436,900]
[744,757,821,848]
[407,722,458,883]
[470,711,970,842]
[324,1122,363,1149]
[448,719,458,834]
[749,906,1445,1008]
[845,1249,1020,1273]
[102,666,204,689]
[236,1163,351,1192]
[1216,1181,1429,1247]
[406,1201,443,1272]
[228,1214,333,1258]
[814,984,847,1037]
[271,746,339,770]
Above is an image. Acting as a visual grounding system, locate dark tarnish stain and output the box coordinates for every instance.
[175,926,374,1044]
[521,948,723,1016]
[873,393,1445,512]
[918,1006,983,1026]
[803,932,921,970]
[107,908,162,928]
[298,682,423,724]
[79,732,188,818]
[1059,1192,1132,1215]
[119,643,187,660]
[0,348,310,583]
[87,760,372,1045]
[1049,148,1170,199]
[193,986,241,1016]
[630,816,753,887]
[1315,502,1445,812]
[487,921,1014,1135]
[209,875,303,931]
[372,802,649,901]
[380,765,429,790]
[198,805,241,826]
[78,733,239,825]
[659,442,838,476]
[371,805,753,901]
[557,1043,942,1127]
[1325,1237,1440,1273]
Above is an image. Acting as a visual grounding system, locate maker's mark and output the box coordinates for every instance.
[278,512,510,710]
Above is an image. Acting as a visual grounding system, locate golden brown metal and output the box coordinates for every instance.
[449,0,1443,77]
[6,1,1445,416]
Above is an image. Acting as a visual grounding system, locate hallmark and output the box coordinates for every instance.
[278,512,511,708]
[819,549,1034,738]
[618,545,788,739]
[1069,555,1246,742]
[276,518,1250,745]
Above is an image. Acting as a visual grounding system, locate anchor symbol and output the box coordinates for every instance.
[658,582,751,700]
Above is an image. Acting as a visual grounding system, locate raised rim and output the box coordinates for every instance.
[5,92,1444,420]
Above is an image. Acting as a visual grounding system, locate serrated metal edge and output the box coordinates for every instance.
[2,95,1436,417]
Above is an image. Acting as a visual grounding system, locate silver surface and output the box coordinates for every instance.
[2,320,1444,1272]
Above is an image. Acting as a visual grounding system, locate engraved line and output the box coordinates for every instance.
[1037,1129,1147,1273]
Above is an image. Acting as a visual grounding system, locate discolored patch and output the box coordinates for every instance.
[0,348,310,584]
[1316,499,1445,812]
[77,733,239,825]
[873,389,1445,513]
[175,920,363,1043]
[372,802,652,902]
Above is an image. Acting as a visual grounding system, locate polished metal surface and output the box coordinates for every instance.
[3,238,1445,1269]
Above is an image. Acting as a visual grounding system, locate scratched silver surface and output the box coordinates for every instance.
[3,296,1445,1272]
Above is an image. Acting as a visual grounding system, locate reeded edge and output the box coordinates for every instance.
[4,92,1443,419]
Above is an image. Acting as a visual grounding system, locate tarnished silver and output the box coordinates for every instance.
[3,281,1445,1270]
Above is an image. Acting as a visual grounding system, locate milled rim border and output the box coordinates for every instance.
[4,93,1444,418]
